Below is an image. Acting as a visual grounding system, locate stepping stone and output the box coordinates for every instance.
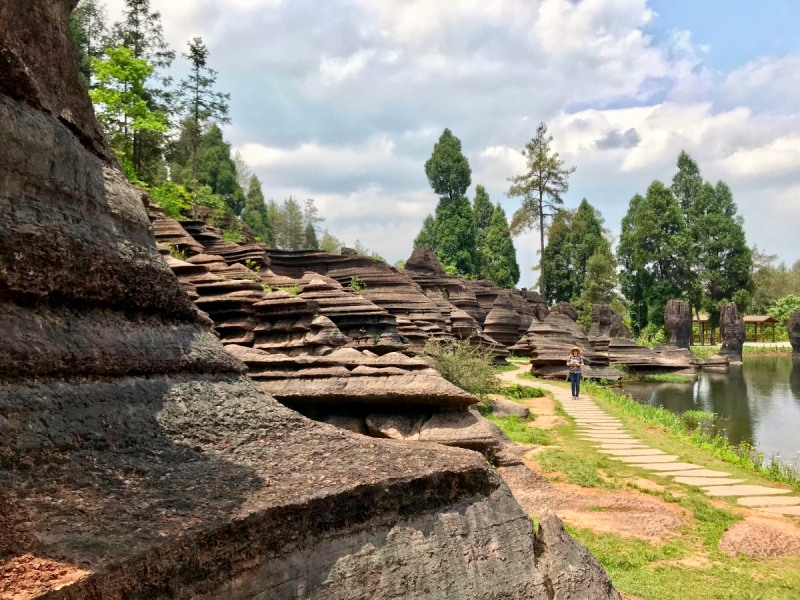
[594,444,649,450]
[578,427,625,432]
[654,469,730,477]
[630,462,703,472]
[579,437,638,442]
[598,449,666,457]
[702,485,791,497]
[617,455,679,464]
[757,506,800,516]
[738,496,800,507]
[673,477,746,486]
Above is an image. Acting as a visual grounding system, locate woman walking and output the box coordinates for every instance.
[566,346,584,399]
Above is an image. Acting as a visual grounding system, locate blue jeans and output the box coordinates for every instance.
[569,372,582,397]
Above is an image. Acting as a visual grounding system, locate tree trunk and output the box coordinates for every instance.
[539,192,545,297]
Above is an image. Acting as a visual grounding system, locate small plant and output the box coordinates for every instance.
[680,410,716,429]
[244,259,261,282]
[350,276,366,292]
[166,243,186,261]
[371,333,382,344]
[276,284,299,295]
[500,384,545,400]
[421,338,498,399]
[260,282,272,294]
[360,327,367,335]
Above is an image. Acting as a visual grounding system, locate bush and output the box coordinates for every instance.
[501,383,545,399]
[150,182,192,220]
[680,410,716,429]
[422,338,497,399]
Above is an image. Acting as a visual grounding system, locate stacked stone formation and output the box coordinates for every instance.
[588,303,622,352]
[0,4,624,597]
[550,301,580,322]
[664,299,693,349]
[152,216,205,255]
[608,337,698,373]
[521,288,550,322]
[450,305,511,363]
[483,291,523,349]
[470,280,505,325]
[510,290,535,338]
[193,278,266,345]
[297,276,406,354]
[790,310,800,358]
[719,302,746,363]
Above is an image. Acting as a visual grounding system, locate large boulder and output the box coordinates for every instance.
[719,302,746,363]
[664,299,693,349]
[789,310,800,359]
[0,2,621,598]
[551,301,579,322]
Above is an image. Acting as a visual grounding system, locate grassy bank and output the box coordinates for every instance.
[690,344,793,361]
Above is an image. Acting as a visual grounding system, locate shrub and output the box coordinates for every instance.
[501,383,545,399]
[350,276,366,292]
[150,182,192,220]
[421,338,497,399]
[680,410,716,429]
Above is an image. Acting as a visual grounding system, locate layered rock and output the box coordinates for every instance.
[550,301,579,322]
[470,279,505,323]
[521,288,550,321]
[790,311,800,359]
[665,299,693,349]
[588,303,628,351]
[483,291,522,349]
[704,353,731,371]
[608,338,698,373]
[0,4,620,598]
[719,302,746,363]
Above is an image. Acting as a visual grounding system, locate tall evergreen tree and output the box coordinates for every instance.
[304,223,319,250]
[423,129,475,275]
[303,199,325,233]
[414,215,438,251]
[507,122,576,296]
[242,176,273,244]
[275,197,305,250]
[473,184,495,279]
[672,150,703,213]
[177,37,230,199]
[480,204,520,288]
[69,0,107,87]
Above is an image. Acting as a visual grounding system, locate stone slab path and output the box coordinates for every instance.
[498,364,799,515]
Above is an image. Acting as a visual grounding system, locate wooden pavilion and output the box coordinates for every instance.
[692,313,710,345]
[743,315,779,343]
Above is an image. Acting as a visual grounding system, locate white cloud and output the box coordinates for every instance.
[320,49,376,84]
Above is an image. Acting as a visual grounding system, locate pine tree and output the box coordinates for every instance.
[414,215,437,251]
[274,197,305,250]
[480,204,520,288]
[69,0,107,87]
[672,150,703,213]
[303,199,325,233]
[304,223,319,250]
[507,122,575,296]
[473,185,495,279]
[177,37,230,199]
[425,129,472,202]
[242,175,273,244]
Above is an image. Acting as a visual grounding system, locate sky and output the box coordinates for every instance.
[106,0,800,289]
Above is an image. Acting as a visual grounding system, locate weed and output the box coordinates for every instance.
[276,284,299,295]
[500,384,545,400]
[350,276,366,292]
[421,338,498,399]
[371,333,382,344]
[166,244,186,261]
[485,415,552,445]
[536,449,607,488]
[679,410,715,429]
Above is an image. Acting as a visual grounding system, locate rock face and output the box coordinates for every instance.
[0,4,620,599]
[719,302,746,363]
[550,301,579,322]
[608,338,699,373]
[665,299,693,349]
[484,291,523,349]
[522,289,550,321]
[790,311,800,358]
[588,303,631,351]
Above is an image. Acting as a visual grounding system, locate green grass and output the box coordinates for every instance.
[485,415,552,446]
[622,373,693,383]
[494,364,520,373]
[680,410,716,429]
[690,344,793,362]
[507,354,531,361]
[534,449,612,488]
[499,383,545,399]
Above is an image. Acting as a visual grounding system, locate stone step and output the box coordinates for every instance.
[756,506,800,516]
[702,485,791,497]
[617,455,680,464]
[598,449,666,457]
[629,462,704,472]
[654,469,731,477]
[672,477,746,486]
[738,496,800,507]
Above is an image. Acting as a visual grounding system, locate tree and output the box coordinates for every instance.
[69,0,107,86]
[89,46,168,180]
[542,199,610,304]
[177,37,230,199]
[473,185,495,279]
[582,250,618,304]
[304,223,319,250]
[319,229,343,254]
[273,197,305,250]
[617,181,693,332]
[507,122,576,296]
[233,151,252,191]
[433,194,476,276]
[480,204,520,288]
[303,199,325,233]
[672,150,703,213]
[241,176,273,244]
[425,129,472,202]
[414,215,437,251]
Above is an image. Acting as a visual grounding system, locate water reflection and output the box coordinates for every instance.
[623,357,800,459]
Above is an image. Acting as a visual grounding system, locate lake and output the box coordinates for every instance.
[622,357,800,466]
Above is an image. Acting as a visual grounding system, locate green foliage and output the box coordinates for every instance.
[69,0,107,86]
[433,194,476,276]
[394,260,406,268]
[425,128,472,201]
[768,294,800,325]
[507,122,576,295]
[271,197,305,250]
[165,244,186,261]
[276,284,299,295]
[89,46,168,177]
[221,217,244,243]
[535,449,606,488]
[480,204,520,288]
[349,276,366,292]
[413,214,438,252]
[196,185,227,212]
[680,410,716,429]
[149,181,192,219]
[749,248,800,313]
[244,259,261,282]
[319,229,343,254]
[422,338,497,399]
[500,384,545,399]
[241,175,274,244]
[473,184,495,277]
[304,223,319,250]
[486,415,552,445]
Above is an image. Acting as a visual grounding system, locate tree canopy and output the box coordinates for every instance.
[480,205,520,288]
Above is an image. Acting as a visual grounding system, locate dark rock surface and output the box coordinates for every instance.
[550,301,579,322]
[588,303,631,351]
[521,289,550,321]
[719,302,746,363]
[790,311,800,358]
[484,291,523,349]
[608,338,698,373]
[664,299,693,349]
[0,3,621,598]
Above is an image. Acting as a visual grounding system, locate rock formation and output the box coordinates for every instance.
[588,303,632,351]
[521,288,550,321]
[550,301,579,322]
[703,353,731,371]
[664,299,693,349]
[790,310,800,359]
[608,338,698,373]
[719,302,746,363]
[483,291,523,348]
[0,3,620,598]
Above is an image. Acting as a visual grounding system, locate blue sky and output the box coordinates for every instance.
[106,0,800,288]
